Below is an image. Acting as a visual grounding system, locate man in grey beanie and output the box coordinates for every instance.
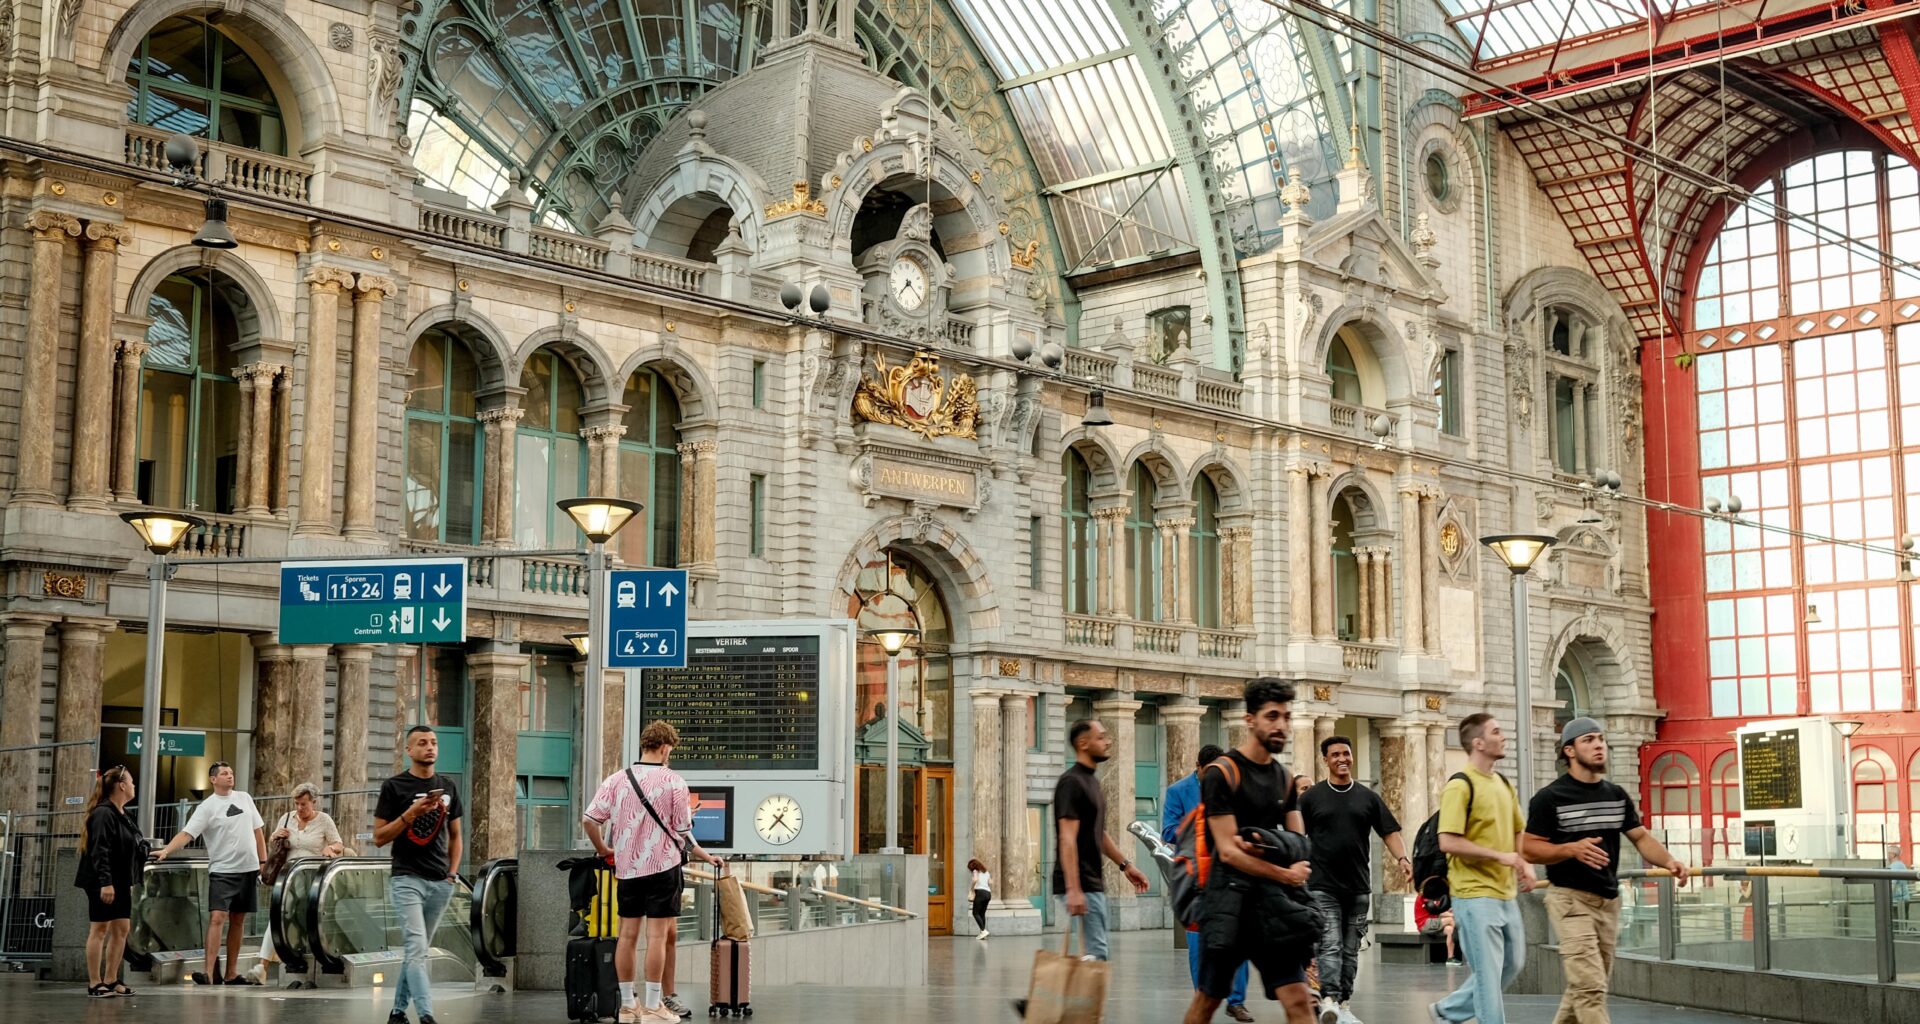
[1521,718,1689,1024]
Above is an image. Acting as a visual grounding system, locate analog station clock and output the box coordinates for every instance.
[889,255,929,312]
[754,793,804,846]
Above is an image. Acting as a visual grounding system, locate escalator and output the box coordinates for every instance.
[125,856,272,980]
[305,857,479,986]
[270,857,326,978]
[469,859,516,983]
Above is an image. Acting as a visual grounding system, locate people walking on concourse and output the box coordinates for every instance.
[76,765,141,997]
[1165,743,1253,1022]
[153,760,266,986]
[1427,714,1534,1024]
[968,857,993,938]
[1052,718,1152,962]
[1299,735,1411,1024]
[374,725,464,1024]
[1523,718,1688,1024]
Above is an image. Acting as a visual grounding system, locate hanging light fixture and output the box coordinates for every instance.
[192,198,238,250]
[1081,389,1114,428]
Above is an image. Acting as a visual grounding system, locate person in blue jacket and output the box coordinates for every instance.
[1165,744,1254,1023]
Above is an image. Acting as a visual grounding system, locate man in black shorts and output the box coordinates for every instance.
[153,761,265,985]
[1185,678,1317,1024]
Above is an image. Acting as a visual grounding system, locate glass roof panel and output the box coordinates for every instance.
[949,0,1126,79]
[1437,0,1658,63]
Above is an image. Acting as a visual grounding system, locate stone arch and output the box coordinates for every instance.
[613,344,719,427]
[1404,91,1482,220]
[1315,310,1412,405]
[832,513,999,647]
[1325,470,1391,531]
[1061,428,1123,495]
[1120,440,1188,506]
[401,304,513,394]
[1542,614,1643,716]
[1503,266,1629,350]
[512,327,617,406]
[630,147,769,259]
[124,246,286,347]
[1188,454,1252,516]
[103,0,343,148]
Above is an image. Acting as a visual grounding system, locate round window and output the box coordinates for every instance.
[1425,151,1450,202]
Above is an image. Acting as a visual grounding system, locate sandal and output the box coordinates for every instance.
[87,984,116,998]
[111,983,136,996]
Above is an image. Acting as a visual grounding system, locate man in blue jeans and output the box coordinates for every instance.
[1429,714,1535,1024]
[1054,719,1151,960]
[1165,744,1253,1022]
[374,725,464,1024]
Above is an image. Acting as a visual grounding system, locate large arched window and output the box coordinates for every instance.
[1126,464,1160,621]
[1189,476,1221,628]
[1690,149,1920,719]
[405,328,484,544]
[617,369,681,566]
[515,351,586,548]
[1326,334,1363,405]
[1708,749,1741,863]
[1852,746,1899,859]
[1553,654,1594,731]
[1062,450,1096,614]
[126,16,286,154]
[1907,749,1920,864]
[139,273,240,513]
[850,551,954,760]
[1331,490,1361,640]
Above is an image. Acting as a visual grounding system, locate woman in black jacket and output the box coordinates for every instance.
[75,765,140,997]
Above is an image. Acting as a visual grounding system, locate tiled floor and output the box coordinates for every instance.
[6,930,1784,1023]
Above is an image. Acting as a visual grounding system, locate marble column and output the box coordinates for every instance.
[1356,549,1374,640]
[1289,468,1314,640]
[1401,489,1425,652]
[233,366,258,515]
[602,669,625,777]
[1403,723,1430,834]
[691,440,717,565]
[272,367,293,516]
[1218,525,1239,628]
[17,212,82,504]
[970,691,1003,882]
[0,615,56,816]
[999,693,1031,905]
[244,365,278,514]
[343,274,394,541]
[1426,724,1449,810]
[289,646,331,793]
[584,425,626,496]
[1095,507,1128,617]
[1420,494,1441,654]
[1291,713,1318,782]
[296,266,354,535]
[1378,725,1410,892]
[251,642,295,798]
[466,647,531,862]
[1092,695,1141,899]
[332,646,375,840]
[1229,525,1254,627]
[1222,700,1249,751]
[113,340,150,502]
[1160,519,1191,623]
[70,223,130,509]
[481,410,505,543]
[480,407,525,545]
[1311,471,1335,639]
[677,441,697,565]
[1314,717,1337,782]
[52,618,112,811]
[1161,701,1204,783]
[1371,549,1392,642]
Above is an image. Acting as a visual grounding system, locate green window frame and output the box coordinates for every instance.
[1029,515,1045,591]
[138,273,239,514]
[751,359,766,408]
[617,368,682,566]
[1189,477,1222,628]
[516,350,588,548]
[126,16,287,155]
[1062,450,1097,614]
[1326,335,1364,405]
[749,473,765,556]
[1127,464,1160,621]
[404,328,485,545]
[1436,348,1464,436]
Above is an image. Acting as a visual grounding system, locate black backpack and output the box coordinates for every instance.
[1410,771,1490,899]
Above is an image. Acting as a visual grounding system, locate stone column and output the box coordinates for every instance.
[0,615,56,816]
[245,365,277,514]
[1161,701,1204,783]
[969,691,1003,884]
[1401,489,1425,652]
[1221,700,1248,751]
[296,266,355,535]
[1217,525,1238,628]
[583,425,626,496]
[466,647,531,862]
[232,366,258,515]
[1314,717,1337,781]
[1291,713,1318,781]
[52,618,112,811]
[1378,725,1409,892]
[251,641,295,798]
[70,223,130,509]
[272,367,293,516]
[1572,383,1589,474]
[1403,723,1430,834]
[289,646,331,793]
[1356,548,1374,641]
[481,410,505,543]
[601,669,625,777]
[1094,507,1128,617]
[1426,724,1449,810]
[1311,470,1334,639]
[691,440,717,565]
[1371,549,1392,642]
[1224,525,1254,628]
[1159,519,1191,623]
[1289,468,1314,640]
[332,646,376,839]
[1092,695,1141,899]
[17,212,82,504]
[343,274,394,541]
[113,340,150,502]
[999,693,1031,906]
[1420,494,1441,654]
[480,407,525,545]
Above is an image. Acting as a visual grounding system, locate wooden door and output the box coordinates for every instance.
[925,767,953,933]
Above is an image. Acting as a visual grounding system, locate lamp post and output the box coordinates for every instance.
[1481,533,1558,803]
[557,497,643,800]
[1831,719,1865,853]
[863,626,920,855]
[120,511,205,839]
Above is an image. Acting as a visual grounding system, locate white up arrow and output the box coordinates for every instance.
[658,580,680,606]
[433,573,452,597]
[431,610,452,631]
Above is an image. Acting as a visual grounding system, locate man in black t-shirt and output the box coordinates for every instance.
[1050,718,1150,962]
[1522,718,1687,1024]
[1299,736,1410,1024]
[1184,678,1315,1024]
[373,725,464,1024]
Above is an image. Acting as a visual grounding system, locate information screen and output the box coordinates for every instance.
[639,634,821,771]
[689,787,734,848]
[1740,729,1802,811]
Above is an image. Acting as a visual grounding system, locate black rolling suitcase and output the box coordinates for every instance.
[565,861,621,1022]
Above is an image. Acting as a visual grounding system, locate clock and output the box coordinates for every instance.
[753,794,804,846]
[889,256,929,312]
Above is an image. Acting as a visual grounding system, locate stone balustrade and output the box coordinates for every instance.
[123,126,313,202]
[1063,615,1252,661]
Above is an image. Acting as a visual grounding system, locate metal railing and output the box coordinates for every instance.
[678,857,916,939]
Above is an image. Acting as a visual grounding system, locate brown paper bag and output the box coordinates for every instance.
[1023,925,1109,1024]
[715,868,753,940]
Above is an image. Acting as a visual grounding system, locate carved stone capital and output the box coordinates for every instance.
[118,338,150,362]
[272,364,294,390]
[581,424,628,443]
[354,273,397,299]
[477,406,527,426]
[306,265,357,291]
[28,210,81,239]
[84,221,132,249]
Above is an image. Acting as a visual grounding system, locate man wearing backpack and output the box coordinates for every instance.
[1182,678,1317,1024]
[1523,718,1688,1024]
[1164,744,1253,1022]
[1427,713,1535,1024]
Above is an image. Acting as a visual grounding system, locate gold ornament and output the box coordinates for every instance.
[766,181,826,217]
[1009,239,1040,269]
[1439,522,1462,559]
[851,349,981,440]
[328,239,342,251]
[371,246,386,260]
[1425,695,1444,712]
[42,571,86,598]
[665,321,677,332]
[103,192,118,206]
[998,658,1022,677]
[458,279,470,292]
[49,182,65,196]
[1313,685,1334,703]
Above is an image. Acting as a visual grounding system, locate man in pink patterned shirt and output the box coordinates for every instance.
[583,720,723,1022]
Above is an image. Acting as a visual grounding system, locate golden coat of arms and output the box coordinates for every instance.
[851,349,981,440]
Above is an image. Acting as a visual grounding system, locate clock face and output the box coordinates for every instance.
[754,794,804,846]
[890,256,929,312]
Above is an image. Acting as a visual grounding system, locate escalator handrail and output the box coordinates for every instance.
[126,856,211,969]
[308,855,393,975]
[269,857,326,972]
[469,858,517,975]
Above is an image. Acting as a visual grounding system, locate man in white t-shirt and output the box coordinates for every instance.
[155,761,266,985]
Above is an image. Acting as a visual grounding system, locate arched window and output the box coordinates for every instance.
[1852,746,1899,859]
[1907,749,1920,865]
[1544,307,1600,474]
[1331,491,1360,640]
[1553,655,1594,731]
[515,351,586,548]
[404,328,483,544]
[1709,749,1741,862]
[1127,464,1160,621]
[1189,476,1221,628]
[1648,751,1702,867]
[1326,334,1363,405]
[139,273,240,513]
[1061,450,1096,614]
[850,550,954,759]
[617,369,681,566]
[126,16,286,154]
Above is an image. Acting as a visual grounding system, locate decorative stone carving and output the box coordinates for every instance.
[329,22,353,51]
[767,181,826,217]
[1505,339,1535,427]
[0,2,14,61]
[1281,169,1313,217]
[1009,239,1040,269]
[1409,211,1437,261]
[1293,288,1324,353]
[43,571,87,599]
[370,35,407,127]
[998,658,1022,677]
[850,350,981,440]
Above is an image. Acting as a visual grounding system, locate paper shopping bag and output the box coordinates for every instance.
[1023,926,1110,1024]
[715,868,754,940]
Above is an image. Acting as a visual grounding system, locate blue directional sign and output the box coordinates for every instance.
[605,568,689,668]
[279,558,467,645]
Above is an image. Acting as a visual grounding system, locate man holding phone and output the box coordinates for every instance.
[374,725,463,1024]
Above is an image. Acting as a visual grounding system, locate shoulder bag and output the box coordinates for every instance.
[626,767,691,866]
[260,812,294,885]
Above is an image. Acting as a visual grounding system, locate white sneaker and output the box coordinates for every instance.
[1338,1003,1364,1024]
[1319,999,1340,1024]
[977,929,990,940]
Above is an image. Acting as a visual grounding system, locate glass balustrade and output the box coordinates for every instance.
[126,858,270,968]
[310,857,476,980]
[271,857,326,971]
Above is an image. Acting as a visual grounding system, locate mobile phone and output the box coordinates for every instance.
[426,788,445,800]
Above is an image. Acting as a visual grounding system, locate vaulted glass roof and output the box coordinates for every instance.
[1434,0,1723,65]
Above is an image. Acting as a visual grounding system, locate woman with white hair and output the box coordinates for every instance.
[250,783,345,982]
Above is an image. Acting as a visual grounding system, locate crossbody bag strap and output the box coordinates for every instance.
[626,766,690,856]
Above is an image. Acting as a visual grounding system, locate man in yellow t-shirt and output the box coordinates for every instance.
[1426,713,1536,1024]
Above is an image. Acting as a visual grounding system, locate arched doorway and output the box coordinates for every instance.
[849,549,956,932]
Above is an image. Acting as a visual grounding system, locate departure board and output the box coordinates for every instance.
[1740,729,1802,811]
[639,634,820,771]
